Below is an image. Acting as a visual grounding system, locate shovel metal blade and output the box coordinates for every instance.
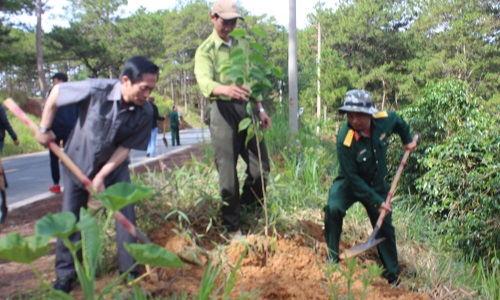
[342,237,386,260]
[341,225,385,260]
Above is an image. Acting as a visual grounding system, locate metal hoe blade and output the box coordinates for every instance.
[342,225,385,260]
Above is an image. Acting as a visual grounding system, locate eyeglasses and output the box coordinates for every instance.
[214,14,237,26]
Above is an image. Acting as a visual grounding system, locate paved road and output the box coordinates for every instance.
[3,128,210,209]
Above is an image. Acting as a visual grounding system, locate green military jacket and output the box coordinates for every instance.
[170,110,179,128]
[336,110,413,208]
[194,30,261,102]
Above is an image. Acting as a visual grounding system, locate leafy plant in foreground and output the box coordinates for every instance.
[323,258,383,300]
[0,182,185,299]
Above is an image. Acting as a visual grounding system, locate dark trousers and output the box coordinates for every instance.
[210,100,270,231]
[323,178,399,277]
[171,126,180,146]
[55,163,138,278]
[50,131,70,185]
[0,140,7,188]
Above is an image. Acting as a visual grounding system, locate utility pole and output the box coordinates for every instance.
[288,0,298,134]
[315,22,321,134]
[316,22,321,120]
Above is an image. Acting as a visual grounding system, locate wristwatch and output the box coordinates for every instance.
[39,125,50,134]
[258,107,265,113]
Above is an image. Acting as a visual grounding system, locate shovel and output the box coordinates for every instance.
[162,117,168,147]
[342,135,418,260]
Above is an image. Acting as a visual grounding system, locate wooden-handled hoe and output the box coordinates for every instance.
[342,135,418,260]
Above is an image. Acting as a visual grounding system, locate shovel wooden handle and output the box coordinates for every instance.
[3,98,151,244]
[374,135,418,229]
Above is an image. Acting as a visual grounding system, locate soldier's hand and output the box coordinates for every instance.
[14,140,19,146]
[379,202,392,214]
[404,135,418,152]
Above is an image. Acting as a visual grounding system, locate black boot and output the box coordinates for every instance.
[53,276,77,293]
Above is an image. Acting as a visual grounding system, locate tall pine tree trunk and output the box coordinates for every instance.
[36,0,47,99]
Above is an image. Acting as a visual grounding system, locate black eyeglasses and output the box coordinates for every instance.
[214,14,237,26]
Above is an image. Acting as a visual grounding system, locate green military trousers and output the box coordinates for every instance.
[210,100,270,232]
[324,177,399,277]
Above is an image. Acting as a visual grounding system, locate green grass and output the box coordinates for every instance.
[2,110,45,157]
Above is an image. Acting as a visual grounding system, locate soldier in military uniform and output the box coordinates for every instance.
[324,90,417,285]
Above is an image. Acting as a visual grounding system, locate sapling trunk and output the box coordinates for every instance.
[251,112,269,237]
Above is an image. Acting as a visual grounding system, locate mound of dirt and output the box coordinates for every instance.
[142,220,429,300]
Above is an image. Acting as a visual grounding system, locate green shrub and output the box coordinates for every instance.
[401,79,500,264]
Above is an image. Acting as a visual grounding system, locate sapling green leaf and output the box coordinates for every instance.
[249,68,265,81]
[227,69,245,83]
[35,212,77,239]
[238,118,252,132]
[249,53,265,66]
[235,78,244,86]
[220,65,232,74]
[245,124,255,146]
[230,28,246,39]
[230,48,245,59]
[251,83,267,95]
[271,66,283,78]
[250,42,266,55]
[0,233,51,263]
[252,27,267,38]
[262,78,273,88]
[124,243,185,268]
[96,182,153,212]
[257,131,264,143]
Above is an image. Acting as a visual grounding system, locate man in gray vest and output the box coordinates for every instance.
[36,56,159,293]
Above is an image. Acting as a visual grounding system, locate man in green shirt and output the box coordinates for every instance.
[194,0,271,237]
[170,105,180,146]
[324,90,417,286]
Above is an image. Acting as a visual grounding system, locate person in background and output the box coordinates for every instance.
[323,89,417,286]
[0,105,19,188]
[146,97,165,157]
[194,0,271,238]
[35,56,158,294]
[169,105,180,146]
[47,72,78,194]
[0,106,19,154]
